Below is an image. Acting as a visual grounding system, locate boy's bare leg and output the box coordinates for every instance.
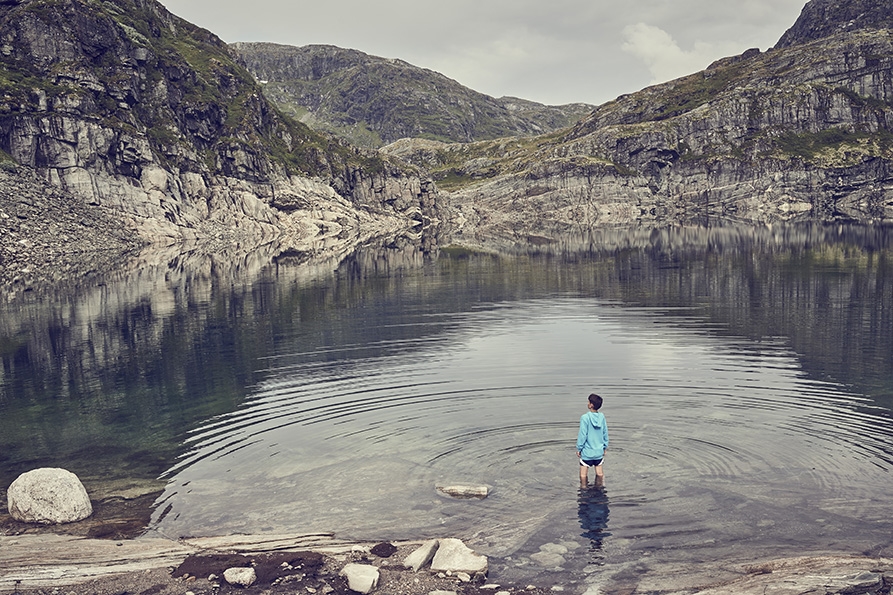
[579,463,589,486]
[594,464,604,482]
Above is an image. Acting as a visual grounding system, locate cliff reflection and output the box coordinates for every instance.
[0,223,890,494]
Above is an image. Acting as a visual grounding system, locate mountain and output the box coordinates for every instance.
[0,0,439,253]
[3,0,893,290]
[231,42,595,149]
[775,0,893,47]
[385,0,893,240]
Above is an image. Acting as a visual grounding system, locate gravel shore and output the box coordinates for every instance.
[0,164,144,296]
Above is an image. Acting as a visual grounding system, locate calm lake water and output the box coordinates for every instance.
[2,223,892,592]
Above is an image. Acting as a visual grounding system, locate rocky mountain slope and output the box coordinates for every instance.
[231,42,594,149]
[3,0,892,283]
[0,0,439,251]
[385,0,893,241]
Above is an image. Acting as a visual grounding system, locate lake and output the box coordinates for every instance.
[1,223,892,592]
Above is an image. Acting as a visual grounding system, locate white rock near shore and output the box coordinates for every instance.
[340,563,380,594]
[404,538,488,576]
[430,538,488,575]
[6,467,93,524]
[223,567,256,587]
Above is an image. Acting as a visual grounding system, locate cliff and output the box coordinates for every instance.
[384,0,893,240]
[0,0,440,250]
[231,42,594,149]
[3,0,893,277]
[775,0,893,48]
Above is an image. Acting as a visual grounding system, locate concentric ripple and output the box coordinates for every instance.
[151,299,893,567]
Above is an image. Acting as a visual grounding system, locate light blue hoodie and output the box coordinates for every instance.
[576,411,609,460]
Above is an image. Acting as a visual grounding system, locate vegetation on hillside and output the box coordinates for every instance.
[0,0,393,179]
[232,42,595,149]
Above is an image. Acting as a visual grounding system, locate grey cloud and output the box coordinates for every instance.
[162,0,808,105]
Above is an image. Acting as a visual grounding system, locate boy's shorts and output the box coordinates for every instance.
[580,457,603,467]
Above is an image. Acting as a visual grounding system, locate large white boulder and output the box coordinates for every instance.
[7,468,93,524]
[430,538,488,575]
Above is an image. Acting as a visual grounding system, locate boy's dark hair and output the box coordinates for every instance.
[588,393,603,410]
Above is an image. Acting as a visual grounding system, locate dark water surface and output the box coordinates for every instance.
[1,224,892,591]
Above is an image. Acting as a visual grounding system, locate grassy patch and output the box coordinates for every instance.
[776,128,874,159]
[833,86,891,111]
[435,170,479,191]
[644,63,747,122]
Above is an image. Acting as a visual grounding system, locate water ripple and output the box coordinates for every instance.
[152,299,893,566]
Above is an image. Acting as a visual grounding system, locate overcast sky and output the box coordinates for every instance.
[161,0,809,106]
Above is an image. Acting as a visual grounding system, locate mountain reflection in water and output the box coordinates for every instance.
[1,223,891,589]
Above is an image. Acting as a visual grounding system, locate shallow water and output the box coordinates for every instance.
[2,224,892,591]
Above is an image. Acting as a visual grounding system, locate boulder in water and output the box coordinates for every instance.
[7,467,93,524]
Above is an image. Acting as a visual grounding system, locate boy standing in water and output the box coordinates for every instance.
[576,393,609,486]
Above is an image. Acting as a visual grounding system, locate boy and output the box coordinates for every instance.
[576,393,609,486]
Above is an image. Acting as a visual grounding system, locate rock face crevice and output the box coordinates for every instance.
[0,0,439,245]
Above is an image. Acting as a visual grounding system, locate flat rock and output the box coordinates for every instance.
[7,468,93,524]
[340,563,379,594]
[0,534,194,590]
[430,538,488,575]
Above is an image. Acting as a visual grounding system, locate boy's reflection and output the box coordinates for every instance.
[578,478,611,556]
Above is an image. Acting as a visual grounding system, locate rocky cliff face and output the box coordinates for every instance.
[231,42,594,149]
[775,0,893,48]
[0,0,439,248]
[385,0,893,241]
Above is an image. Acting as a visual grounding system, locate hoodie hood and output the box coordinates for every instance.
[585,411,604,429]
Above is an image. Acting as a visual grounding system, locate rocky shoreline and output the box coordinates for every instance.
[2,491,893,595]
[0,165,145,294]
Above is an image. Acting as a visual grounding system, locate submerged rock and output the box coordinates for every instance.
[7,468,93,524]
[530,551,566,568]
[436,484,489,499]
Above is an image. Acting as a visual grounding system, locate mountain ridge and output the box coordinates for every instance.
[231,42,595,148]
[3,0,893,293]
[775,0,893,48]
[0,0,440,253]
[385,0,893,240]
